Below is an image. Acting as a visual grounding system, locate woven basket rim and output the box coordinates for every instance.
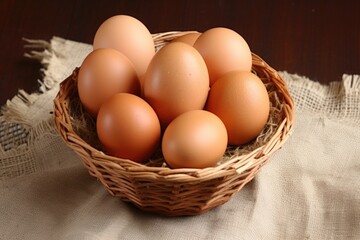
[54,31,295,176]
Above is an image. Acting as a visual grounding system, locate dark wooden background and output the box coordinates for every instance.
[0,0,359,106]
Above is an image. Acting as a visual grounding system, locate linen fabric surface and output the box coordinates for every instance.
[0,37,359,240]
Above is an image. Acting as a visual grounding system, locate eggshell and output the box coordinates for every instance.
[96,93,161,162]
[143,42,209,127]
[162,110,228,169]
[193,27,252,86]
[93,15,155,78]
[77,48,140,117]
[205,71,270,145]
[172,32,201,46]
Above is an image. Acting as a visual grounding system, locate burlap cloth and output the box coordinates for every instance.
[0,37,359,240]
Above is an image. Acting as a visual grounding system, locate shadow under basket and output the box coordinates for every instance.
[53,31,295,217]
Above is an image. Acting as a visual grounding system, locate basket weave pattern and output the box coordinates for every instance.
[54,31,294,216]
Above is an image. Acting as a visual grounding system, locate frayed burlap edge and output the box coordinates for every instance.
[0,38,57,179]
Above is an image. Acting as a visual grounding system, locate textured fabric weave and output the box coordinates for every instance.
[0,37,359,240]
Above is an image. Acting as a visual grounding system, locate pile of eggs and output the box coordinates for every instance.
[77,15,270,169]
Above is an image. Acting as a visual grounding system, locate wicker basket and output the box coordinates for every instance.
[53,31,294,216]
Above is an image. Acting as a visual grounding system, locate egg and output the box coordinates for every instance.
[96,93,161,162]
[205,71,270,145]
[143,42,209,127]
[77,48,140,117]
[193,27,252,86]
[171,32,201,46]
[162,110,228,169]
[93,15,155,78]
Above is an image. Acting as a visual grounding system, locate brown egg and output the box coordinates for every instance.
[171,32,201,46]
[193,27,252,86]
[205,71,270,145]
[162,110,228,169]
[143,42,209,127]
[77,48,140,117]
[96,93,161,162]
[93,15,155,78]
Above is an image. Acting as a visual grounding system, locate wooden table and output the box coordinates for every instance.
[0,0,359,106]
